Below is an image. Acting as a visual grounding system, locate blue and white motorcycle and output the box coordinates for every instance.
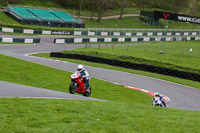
[152,97,166,107]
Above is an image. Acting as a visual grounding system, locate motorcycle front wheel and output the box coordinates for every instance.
[69,81,77,94]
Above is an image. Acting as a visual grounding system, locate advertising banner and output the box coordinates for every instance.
[141,10,200,24]
[51,31,73,35]
[155,11,200,24]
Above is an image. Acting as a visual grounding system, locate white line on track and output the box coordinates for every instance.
[25,52,69,63]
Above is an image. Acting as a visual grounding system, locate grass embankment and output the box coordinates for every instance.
[84,16,200,29]
[1,10,200,29]
[0,54,200,132]
[1,5,200,30]
[1,98,200,133]
[59,41,200,74]
[84,17,159,29]
[0,12,18,25]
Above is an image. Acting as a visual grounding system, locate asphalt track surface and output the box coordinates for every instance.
[0,81,103,101]
[0,36,200,111]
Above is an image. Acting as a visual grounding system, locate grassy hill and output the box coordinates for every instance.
[1,0,199,29]
[1,11,200,29]
[60,41,200,74]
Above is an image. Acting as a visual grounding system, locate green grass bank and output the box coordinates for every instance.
[1,5,200,30]
[59,41,200,74]
[0,98,200,133]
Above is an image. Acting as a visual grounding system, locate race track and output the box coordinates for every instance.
[0,36,200,111]
[0,81,104,101]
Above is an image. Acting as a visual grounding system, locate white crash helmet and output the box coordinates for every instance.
[77,64,84,72]
[155,92,160,97]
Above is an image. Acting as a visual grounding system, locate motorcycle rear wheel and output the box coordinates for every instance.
[69,81,77,94]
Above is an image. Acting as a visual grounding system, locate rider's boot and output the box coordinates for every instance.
[162,101,166,107]
[85,81,90,92]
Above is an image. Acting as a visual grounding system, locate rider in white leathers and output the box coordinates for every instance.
[153,92,166,107]
[76,64,90,89]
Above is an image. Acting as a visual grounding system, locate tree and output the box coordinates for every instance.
[170,0,190,13]
[78,0,83,17]
[96,0,115,22]
[190,0,200,15]
[96,0,106,22]
[119,0,125,20]
[4,0,24,5]
[90,0,97,21]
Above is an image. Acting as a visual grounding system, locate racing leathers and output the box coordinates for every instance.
[153,95,166,107]
[78,69,90,88]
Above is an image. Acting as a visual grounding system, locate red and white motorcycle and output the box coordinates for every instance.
[69,71,91,97]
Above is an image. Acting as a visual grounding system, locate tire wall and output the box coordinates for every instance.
[50,52,200,82]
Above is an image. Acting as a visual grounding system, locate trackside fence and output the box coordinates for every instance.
[54,36,200,44]
[0,37,40,43]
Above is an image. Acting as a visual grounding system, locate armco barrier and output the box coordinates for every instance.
[54,36,200,43]
[50,52,200,82]
[0,27,51,35]
[70,31,200,36]
[1,27,200,37]
[0,37,40,43]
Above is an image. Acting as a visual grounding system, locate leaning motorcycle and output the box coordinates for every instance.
[152,97,166,107]
[69,71,91,97]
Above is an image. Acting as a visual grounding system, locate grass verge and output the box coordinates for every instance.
[0,21,75,31]
[0,98,200,133]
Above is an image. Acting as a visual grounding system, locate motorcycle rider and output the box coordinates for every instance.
[153,92,166,107]
[76,64,90,90]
